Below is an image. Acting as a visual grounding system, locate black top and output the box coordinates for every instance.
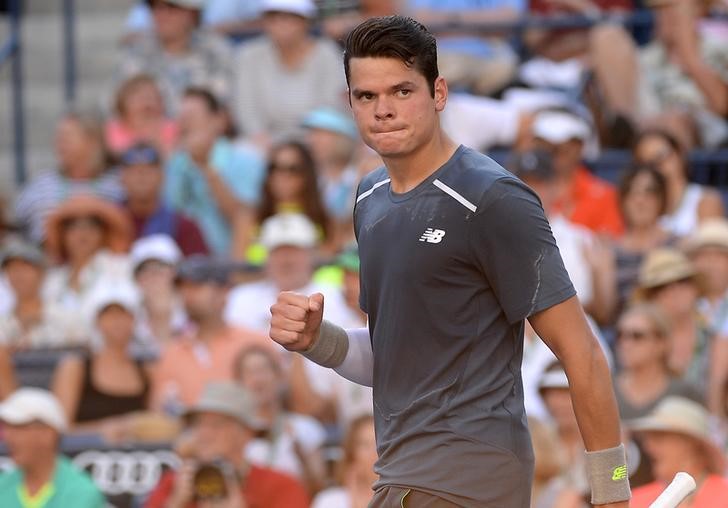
[74,356,150,423]
[354,145,575,507]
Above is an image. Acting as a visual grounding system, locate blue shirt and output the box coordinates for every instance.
[163,138,264,254]
[0,456,105,508]
[407,0,526,57]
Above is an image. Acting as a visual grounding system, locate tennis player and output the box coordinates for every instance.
[269,15,630,508]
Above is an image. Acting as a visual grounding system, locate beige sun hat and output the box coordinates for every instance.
[628,396,726,474]
[684,218,728,253]
[636,248,698,294]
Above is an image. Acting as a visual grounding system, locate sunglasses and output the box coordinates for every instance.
[616,328,655,342]
[270,162,305,174]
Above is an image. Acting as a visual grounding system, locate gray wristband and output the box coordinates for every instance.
[301,320,349,368]
[585,443,631,505]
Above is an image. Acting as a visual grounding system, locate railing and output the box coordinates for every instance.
[1,0,26,187]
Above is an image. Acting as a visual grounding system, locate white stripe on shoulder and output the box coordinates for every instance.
[433,179,477,213]
[356,178,391,204]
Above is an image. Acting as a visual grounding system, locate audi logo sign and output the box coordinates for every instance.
[0,449,181,500]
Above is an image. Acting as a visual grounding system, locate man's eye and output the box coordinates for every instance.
[360,93,374,101]
[397,89,411,97]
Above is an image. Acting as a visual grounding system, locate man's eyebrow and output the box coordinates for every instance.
[391,81,417,91]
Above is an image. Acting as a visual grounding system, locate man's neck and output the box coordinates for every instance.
[195,317,227,341]
[384,130,458,194]
[23,456,56,495]
[127,196,160,218]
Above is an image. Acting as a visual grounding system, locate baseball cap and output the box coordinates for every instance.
[532,111,591,144]
[302,108,359,141]
[175,255,230,285]
[0,388,67,432]
[120,143,161,167]
[260,0,316,18]
[184,382,262,430]
[259,213,318,251]
[87,283,141,321]
[130,234,182,274]
[508,149,555,182]
[1,239,47,269]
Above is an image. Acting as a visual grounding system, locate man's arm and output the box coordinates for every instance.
[529,295,628,508]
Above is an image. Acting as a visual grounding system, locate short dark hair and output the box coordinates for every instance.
[618,164,669,221]
[343,15,438,97]
[183,87,223,113]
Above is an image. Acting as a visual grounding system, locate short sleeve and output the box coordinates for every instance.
[469,177,575,324]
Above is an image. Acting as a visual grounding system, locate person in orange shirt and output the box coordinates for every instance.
[629,396,728,507]
[532,110,624,237]
[151,255,272,412]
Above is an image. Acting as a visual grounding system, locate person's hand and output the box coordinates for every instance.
[269,292,324,352]
[167,460,197,508]
[198,466,246,508]
[583,234,615,275]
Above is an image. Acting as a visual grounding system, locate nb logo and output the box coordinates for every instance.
[611,465,628,481]
[419,228,446,244]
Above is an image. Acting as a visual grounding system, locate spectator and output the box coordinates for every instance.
[225,213,349,334]
[236,346,327,495]
[129,235,187,353]
[115,0,234,115]
[233,0,346,145]
[612,165,674,320]
[405,0,523,96]
[164,88,264,256]
[687,218,728,330]
[613,303,703,420]
[120,143,209,255]
[0,239,86,349]
[241,140,332,259]
[634,248,723,411]
[321,0,398,41]
[151,256,271,411]
[52,284,152,441]
[144,382,309,508]
[629,397,728,507]
[632,129,724,237]
[0,388,105,507]
[13,110,124,243]
[531,110,624,237]
[43,196,133,322]
[105,74,178,157]
[302,108,361,249]
[312,414,377,508]
[0,346,16,400]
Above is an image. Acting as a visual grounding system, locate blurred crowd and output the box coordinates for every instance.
[1,0,728,506]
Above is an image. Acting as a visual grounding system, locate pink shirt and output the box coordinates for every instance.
[105,119,178,156]
[151,326,272,410]
[631,475,728,507]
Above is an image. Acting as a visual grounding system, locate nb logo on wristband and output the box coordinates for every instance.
[611,464,628,481]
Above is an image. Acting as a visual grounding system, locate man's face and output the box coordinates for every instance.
[533,138,583,176]
[348,57,446,160]
[3,259,44,298]
[266,246,314,292]
[191,412,250,463]
[178,280,224,322]
[262,11,309,47]
[4,422,58,468]
[151,0,197,44]
[178,97,222,160]
[121,164,163,202]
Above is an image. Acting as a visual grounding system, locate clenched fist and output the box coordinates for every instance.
[269,292,325,351]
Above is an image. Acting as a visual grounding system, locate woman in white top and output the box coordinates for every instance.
[632,129,723,238]
[235,345,327,496]
[312,414,377,508]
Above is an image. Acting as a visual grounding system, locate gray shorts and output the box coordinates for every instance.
[369,486,463,508]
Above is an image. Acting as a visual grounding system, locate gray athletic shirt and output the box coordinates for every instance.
[353,146,576,507]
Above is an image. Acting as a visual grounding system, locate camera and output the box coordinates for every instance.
[193,459,236,501]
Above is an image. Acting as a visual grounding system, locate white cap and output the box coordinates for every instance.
[0,388,67,432]
[260,0,316,18]
[259,213,318,251]
[130,234,182,274]
[532,111,591,144]
[87,283,141,321]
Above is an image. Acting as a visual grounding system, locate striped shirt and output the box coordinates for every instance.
[13,169,125,243]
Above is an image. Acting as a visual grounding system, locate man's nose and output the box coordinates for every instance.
[374,96,395,121]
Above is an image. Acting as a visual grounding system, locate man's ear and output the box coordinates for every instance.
[434,76,448,112]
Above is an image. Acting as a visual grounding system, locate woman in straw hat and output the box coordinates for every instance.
[634,248,722,410]
[43,196,133,323]
[629,396,728,507]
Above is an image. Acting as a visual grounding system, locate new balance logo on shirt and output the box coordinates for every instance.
[419,228,446,243]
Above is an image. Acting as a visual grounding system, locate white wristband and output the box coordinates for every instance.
[585,443,631,505]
